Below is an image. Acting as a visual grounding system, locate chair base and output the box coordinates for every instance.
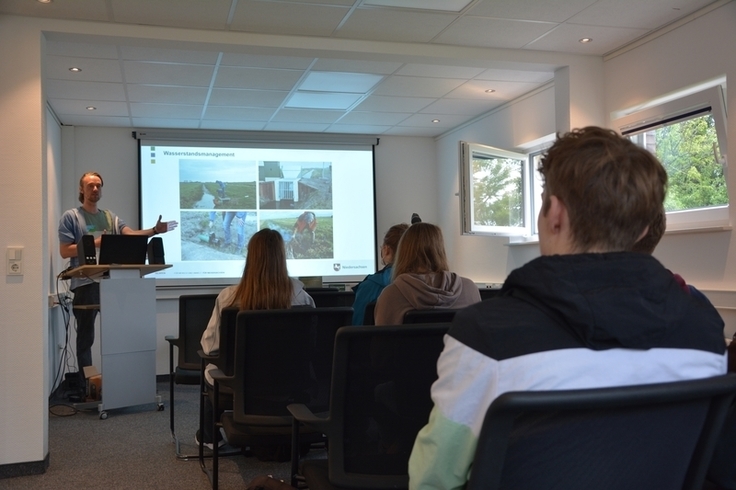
[171,431,242,461]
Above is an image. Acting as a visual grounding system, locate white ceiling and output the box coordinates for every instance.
[1,0,720,137]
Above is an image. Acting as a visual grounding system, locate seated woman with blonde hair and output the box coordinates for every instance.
[374,222,480,325]
[198,228,314,448]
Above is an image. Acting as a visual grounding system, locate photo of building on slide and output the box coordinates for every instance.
[179,159,258,209]
[180,210,257,260]
[260,211,334,260]
[260,161,332,210]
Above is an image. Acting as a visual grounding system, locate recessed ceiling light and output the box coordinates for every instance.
[362,0,473,13]
[579,38,593,44]
[485,89,496,93]
[69,67,82,72]
[431,119,440,123]
[37,0,52,3]
[298,72,383,94]
[86,106,96,111]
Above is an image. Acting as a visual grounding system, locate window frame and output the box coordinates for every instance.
[614,85,729,232]
[460,141,531,237]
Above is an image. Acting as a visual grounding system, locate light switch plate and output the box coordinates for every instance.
[7,246,23,276]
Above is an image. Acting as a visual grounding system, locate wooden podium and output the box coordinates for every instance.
[62,264,171,418]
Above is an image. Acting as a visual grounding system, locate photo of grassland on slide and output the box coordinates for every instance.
[179,159,258,209]
[260,211,334,260]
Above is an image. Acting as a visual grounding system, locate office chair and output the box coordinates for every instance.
[363,301,377,325]
[288,323,451,489]
[165,293,218,459]
[197,307,240,466]
[467,373,736,490]
[402,308,457,324]
[478,287,503,301]
[307,289,356,308]
[207,306,354,490]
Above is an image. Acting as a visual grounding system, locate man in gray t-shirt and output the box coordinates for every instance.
[58,171,177,373]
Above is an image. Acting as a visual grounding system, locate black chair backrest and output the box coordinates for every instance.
[363,301,377,325]
[218,306,240,377]
[468,373,736,490]
[478,287,503,301]
[177,294,218,370]
[326,323,451,488]
[231,307,354,420]
[403,308,457,324]
[307,290,356,308]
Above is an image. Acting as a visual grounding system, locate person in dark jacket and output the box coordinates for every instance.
[408,127,728,490]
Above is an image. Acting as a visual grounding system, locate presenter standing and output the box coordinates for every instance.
[58,171,178,378]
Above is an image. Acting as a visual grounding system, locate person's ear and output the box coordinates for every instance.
[546,195,566,234]
[636,225,650,242]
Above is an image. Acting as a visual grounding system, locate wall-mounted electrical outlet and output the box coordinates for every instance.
[7,246,23,276]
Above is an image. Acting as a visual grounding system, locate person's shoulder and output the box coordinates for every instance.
[365,267,392,287]
[450,294,575,361]
[290,277,306,290]
[375,281,400,304]
[60,207,80,220]
[391,272,415,286]
[290,278,316,306]
[217,285,237,301]
[58,207,82,232]
[100,208,119,219]
[458,274,480,292]
[451,292,539,335]
[381,279,403,294]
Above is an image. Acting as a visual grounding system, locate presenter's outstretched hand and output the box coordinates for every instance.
[154,215,179,234]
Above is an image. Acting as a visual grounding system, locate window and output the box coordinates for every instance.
[529,151,545,236]
[460,140,552,238]
[460,142,530,236]
[615,85,728,231]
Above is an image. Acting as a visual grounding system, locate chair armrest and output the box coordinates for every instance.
[165,335,182,348]
[287,403,330,433]
[210,368,236,391]
[197,348,219,362]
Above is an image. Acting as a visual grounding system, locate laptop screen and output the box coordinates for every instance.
[98,234,149,265]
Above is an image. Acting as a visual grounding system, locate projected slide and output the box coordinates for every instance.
[140,143,375,283]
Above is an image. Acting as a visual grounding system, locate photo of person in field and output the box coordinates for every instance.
[260,211,333,260]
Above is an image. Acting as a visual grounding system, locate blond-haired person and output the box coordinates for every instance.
[374,222,480,325]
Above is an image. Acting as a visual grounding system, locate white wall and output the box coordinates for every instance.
[374,136,438,234]
[0,16,48,467]
[47,110,67,396]
[604,1,736,337]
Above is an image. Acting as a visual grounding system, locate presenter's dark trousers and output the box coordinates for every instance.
[72,282,100,372]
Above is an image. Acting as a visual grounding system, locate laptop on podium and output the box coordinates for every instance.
[98,234,150,265]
